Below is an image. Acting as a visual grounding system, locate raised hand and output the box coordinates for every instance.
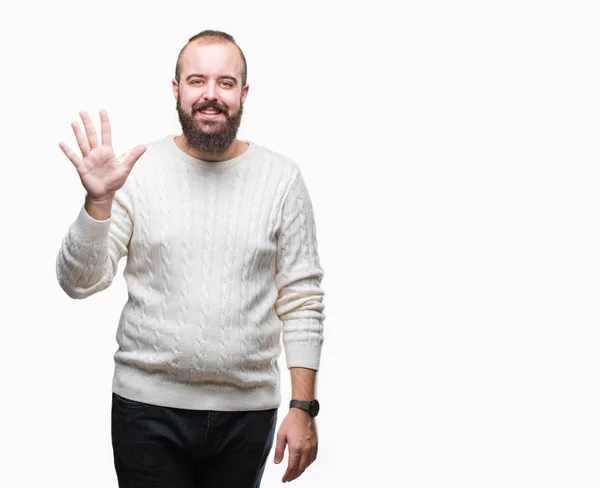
[59,110,146,202]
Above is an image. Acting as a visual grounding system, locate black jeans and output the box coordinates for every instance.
[111,392,278,488]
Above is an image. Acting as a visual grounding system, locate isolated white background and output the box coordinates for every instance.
[1,0,599,486]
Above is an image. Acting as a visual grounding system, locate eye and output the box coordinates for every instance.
[221,81,234,88]
[190,80,203,85]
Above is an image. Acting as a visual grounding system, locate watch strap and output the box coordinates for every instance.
[289,399,319,417]
[289,400,312,410]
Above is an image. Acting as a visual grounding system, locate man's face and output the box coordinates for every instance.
[173,42,249,155]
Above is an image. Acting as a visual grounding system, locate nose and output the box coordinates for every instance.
[203,81,218,101]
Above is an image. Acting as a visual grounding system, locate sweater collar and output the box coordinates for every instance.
[168,135,255,170]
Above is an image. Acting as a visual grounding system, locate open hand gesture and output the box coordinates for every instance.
[59,110,146,202]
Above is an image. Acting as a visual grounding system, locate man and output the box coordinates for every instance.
[56,30,325,487]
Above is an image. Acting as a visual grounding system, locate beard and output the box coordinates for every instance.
[176,97,244,155]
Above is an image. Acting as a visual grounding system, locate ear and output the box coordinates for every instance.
[172,78,179,101]
[241,83,250,104]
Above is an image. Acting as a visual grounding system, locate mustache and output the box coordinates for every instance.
[193,101,228,114]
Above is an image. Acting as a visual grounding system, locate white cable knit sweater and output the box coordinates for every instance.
[56,135,325,411]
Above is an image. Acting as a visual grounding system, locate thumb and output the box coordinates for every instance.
[274,433,286,464]
[123,145,147,172]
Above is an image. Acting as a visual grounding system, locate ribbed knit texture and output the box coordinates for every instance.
[56,135,325,411]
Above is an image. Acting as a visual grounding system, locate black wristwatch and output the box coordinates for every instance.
[289,399,320,417]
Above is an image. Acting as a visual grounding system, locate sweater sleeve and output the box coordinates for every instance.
[55,183,134,299]
[274,170,326,370]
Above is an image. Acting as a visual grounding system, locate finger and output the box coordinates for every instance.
[122,145,147,173]
[99,109,112,147]
[71,121,90,157]
[80,110,99,149]
[58,141,82,169]
[309,441,318,465]
[282,450,301,482]
[289,452,310,482]
[273,433,286,464]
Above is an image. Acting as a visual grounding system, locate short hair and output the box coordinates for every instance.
[175,30,247,87]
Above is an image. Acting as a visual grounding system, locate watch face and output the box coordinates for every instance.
[310,400,320,416]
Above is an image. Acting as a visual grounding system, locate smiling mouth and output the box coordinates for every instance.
[196,110,224,119]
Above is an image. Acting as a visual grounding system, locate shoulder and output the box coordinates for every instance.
[117,135,171,159]
[114,135,174,193]
[247,141,301,189]
[119,135,174,172]
[119,135,173,165]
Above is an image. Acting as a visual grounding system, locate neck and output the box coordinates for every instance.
[175,136,248,162]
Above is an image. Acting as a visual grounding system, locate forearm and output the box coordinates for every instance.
[56,196,130,299]
[290,367,317,400]
[56,223,112,298]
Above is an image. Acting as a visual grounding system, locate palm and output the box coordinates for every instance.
[78,145,127,199]
[59,110,146,201]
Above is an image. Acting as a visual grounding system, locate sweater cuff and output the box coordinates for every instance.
[284,341,322,371]
[71,204,112,241]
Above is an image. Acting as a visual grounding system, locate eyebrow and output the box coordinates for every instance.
[185,74,238,84]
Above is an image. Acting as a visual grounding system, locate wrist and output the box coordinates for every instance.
[85,194,114,220]
[289,398,320,417]
[289,407,314,420]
